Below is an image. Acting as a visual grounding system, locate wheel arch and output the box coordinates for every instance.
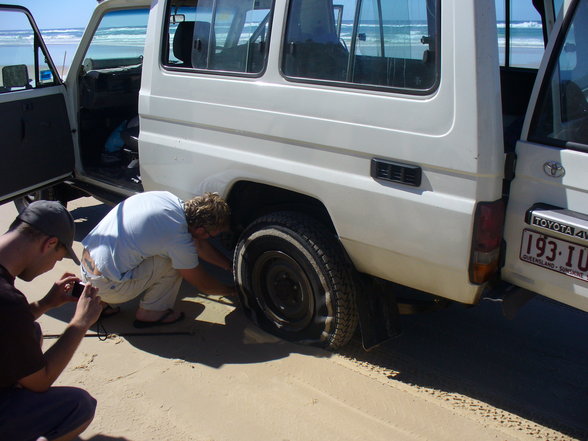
[226,181,337,237]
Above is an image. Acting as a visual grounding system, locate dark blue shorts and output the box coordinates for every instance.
[0,386,96,441]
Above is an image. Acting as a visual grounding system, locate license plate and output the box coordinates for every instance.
[520,229,588,282]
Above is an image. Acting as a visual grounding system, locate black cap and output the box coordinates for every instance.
[17,201,80,265]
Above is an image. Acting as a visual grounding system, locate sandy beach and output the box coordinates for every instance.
[2,196,586,441]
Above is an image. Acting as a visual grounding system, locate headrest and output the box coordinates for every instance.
[173,21,195,65]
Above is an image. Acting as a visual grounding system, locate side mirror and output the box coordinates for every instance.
[2,64,31,89]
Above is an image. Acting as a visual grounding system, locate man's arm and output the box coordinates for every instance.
[18,285,102,392]
[179,265,236,296]
[194,238,232,271]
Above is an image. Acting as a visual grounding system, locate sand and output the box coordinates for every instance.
[2,196,585,441]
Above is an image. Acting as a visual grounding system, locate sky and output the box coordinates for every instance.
[1,0,97,29]
[1,0,541,30]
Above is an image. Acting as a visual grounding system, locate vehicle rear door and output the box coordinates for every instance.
[0,5,74,204]
[502,0,588,312]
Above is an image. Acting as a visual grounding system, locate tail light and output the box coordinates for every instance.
[469,200,505,284]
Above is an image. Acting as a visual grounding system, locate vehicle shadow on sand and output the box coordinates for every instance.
[70,202,114,240]
[119,293,328,367]
[49,283,328,369]
[337,298,588,439]
[78,436,128,441]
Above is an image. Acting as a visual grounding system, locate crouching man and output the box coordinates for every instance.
[0,201,102,441]
[80,191,235,328]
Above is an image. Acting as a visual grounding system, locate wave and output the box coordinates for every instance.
[511,21,543,29]
[0,27,146,47]
[341,22,428,30]
[496,21,543,29]
[41,28,85,35]
[0,23,544,50]
[96,26,148,33]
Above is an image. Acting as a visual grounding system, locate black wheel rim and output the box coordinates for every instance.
[23,192,43,207]
[14,191,43,213]
[251,250,315,331]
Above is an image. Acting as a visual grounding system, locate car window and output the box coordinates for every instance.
[281,0,439,94]
[82,9,149,72]
[495,0,547,69]
[530,0,588,149]
[163,0,273,75]
[0,8,58,93]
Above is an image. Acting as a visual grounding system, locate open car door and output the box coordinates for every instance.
[0,5,74,205]
[502,0,588,312]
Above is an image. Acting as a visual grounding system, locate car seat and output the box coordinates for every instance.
[173,21,195,67]
[121,115,139,168]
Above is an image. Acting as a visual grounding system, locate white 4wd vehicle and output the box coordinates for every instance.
[0,0,586,349]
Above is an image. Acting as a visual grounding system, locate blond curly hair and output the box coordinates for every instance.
[183,192,230,230]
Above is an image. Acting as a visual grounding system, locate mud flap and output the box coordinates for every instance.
[355,276,402,351]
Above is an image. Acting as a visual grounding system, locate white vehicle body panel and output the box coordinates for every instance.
[502,0,588,311]
[139,0,504,304]
[3,0,587,316]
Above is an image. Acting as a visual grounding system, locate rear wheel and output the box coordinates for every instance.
[14,187,67,213]
[234,211,358,349]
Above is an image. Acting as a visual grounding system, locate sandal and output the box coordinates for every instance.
[133,309,185,329]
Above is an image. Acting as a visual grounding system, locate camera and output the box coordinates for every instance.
[71,281,85,298]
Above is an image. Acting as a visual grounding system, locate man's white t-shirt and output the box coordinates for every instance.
[82,191,198,281]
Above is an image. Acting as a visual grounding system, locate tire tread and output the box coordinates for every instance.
[235,211,358,349]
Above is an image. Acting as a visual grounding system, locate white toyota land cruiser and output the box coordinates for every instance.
[0,0,586,349]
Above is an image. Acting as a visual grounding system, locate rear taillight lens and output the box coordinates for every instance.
[469,200,505,284]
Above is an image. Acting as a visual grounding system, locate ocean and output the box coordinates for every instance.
[0,20,545,76]
[0,26,147,76]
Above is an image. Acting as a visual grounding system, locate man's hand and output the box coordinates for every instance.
[29,273,80,319]
[47,272,81,305]
[71,284,102,330]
